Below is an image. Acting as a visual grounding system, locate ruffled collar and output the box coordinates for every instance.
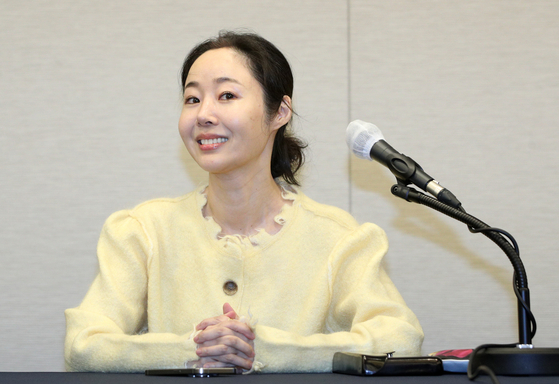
[195,180,298,248]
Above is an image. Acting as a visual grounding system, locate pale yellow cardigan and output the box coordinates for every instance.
[65,184,423,373]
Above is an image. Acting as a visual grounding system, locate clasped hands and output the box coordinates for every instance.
[192,303,255,370]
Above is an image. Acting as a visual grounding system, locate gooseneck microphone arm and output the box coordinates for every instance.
[346,120,559,376]
[390,184,559,377]
[391,183,533,346]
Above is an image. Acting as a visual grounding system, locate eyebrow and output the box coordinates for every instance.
[184,77,242,89]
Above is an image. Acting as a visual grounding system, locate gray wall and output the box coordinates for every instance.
[1,0,558,371]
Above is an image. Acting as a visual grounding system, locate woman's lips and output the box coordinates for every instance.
[197,136,228,151]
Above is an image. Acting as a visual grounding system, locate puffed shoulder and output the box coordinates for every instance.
[350,222,388,244]
[101,191,198,230]
[97,191,202,263]
[101,209,146,237]
[330,221,389,261]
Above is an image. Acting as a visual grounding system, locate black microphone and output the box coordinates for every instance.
[346,120,462,209]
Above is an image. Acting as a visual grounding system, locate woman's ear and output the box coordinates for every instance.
[271,95,292,131]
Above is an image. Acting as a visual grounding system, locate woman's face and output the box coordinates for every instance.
[179,47,286,178]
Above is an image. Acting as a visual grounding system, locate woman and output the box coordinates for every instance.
[64,31,423,373]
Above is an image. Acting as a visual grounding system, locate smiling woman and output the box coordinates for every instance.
[179,47,287,188]
[64,31,424,374]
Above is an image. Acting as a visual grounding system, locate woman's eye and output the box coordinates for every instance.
[219,92,235,101]
[184,96,200,104]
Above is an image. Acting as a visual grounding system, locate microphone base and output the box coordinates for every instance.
[470,347,559,375]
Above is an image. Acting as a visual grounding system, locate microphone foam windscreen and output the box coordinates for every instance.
[346,120,384,160]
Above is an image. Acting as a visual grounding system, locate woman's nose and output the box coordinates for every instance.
[196,99,218,126]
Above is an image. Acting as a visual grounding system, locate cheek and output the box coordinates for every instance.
[243,105,271,136]
[178,110,195,137]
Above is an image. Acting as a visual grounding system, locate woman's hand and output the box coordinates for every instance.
[193,303,256,370]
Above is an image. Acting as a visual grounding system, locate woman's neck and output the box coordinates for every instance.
[204,171,286,237]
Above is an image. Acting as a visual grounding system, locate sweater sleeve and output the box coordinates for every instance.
[64,210,198,372]
[252,223,424,373]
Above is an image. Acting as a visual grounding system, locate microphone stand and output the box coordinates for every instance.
[391,183,559,376]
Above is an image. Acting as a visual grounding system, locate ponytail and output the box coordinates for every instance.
[271,125,307,186]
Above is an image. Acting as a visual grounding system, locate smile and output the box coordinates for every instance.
[198,138,228,145]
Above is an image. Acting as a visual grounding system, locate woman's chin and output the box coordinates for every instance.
[195,160,235,175]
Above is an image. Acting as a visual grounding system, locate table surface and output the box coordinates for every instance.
[2,372,559,384]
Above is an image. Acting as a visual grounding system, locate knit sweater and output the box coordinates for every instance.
[64,184,423,373]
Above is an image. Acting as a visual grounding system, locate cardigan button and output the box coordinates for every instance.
[223,281,238,296]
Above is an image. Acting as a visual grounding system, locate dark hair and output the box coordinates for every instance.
[180,30,306,185]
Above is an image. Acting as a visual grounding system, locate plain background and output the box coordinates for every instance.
[1,0,558,371]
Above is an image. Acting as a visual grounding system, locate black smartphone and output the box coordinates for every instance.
[145,367,242,377]
[333,352,443,376]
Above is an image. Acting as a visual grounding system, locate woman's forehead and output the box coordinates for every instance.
[187,48,251,81]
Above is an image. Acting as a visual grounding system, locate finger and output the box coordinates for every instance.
[214,320,255,339]
[196,334,255,357]
[223,310,236,320]
[194,357,227,368]
[221,320,255,339]
[196,344,237,357]
[196,314,233,331]
[196,335,255,358]
[195,323,243,343]
[202,353,253,370]
[195,333,254,354]
[195,321,255,342]
[197,346,255,364]
[222,303,238,319]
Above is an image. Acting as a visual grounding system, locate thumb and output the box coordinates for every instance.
[223,303,238,319]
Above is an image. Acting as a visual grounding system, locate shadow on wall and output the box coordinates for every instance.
[350,158,513,296]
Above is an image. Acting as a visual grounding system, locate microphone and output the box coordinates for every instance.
[346,120,461,209]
